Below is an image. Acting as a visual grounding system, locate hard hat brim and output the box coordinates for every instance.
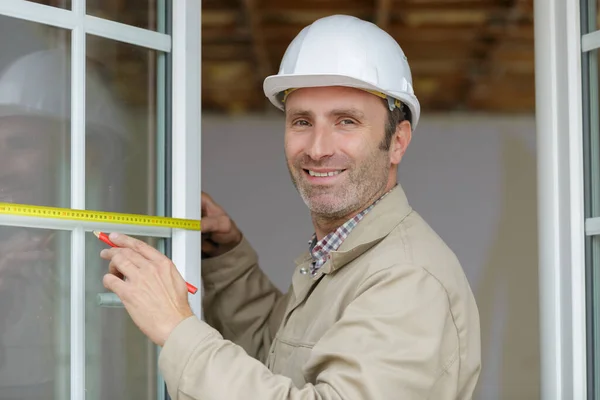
[263,73,420,130]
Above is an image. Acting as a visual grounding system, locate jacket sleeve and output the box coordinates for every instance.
[201,235,291,362]
[158,264,466,400]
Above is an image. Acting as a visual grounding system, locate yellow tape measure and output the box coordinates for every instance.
[0,202,201,230]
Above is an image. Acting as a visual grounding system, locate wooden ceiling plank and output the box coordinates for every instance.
[458,0,531,107]
[240,0,272,108]
[202,10,239,25]
[375,0,393,31]
[202,25,251,43]
[201,0,535,114]
[256,24,527,45]
[260,0,508,12]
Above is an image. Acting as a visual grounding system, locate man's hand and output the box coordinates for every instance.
[201,192,243,258]
[100,232,194,347]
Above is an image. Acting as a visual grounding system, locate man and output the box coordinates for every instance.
[101,14,482,399]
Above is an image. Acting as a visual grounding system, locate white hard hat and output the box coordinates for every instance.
[263,14,421,130]
[0,48,129,139]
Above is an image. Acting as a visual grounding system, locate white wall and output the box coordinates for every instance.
[201,112,539,400]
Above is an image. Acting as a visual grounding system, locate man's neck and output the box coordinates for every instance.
[311,211,361,241]
[311,183,396,241]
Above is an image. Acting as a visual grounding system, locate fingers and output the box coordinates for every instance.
[201,192,223,217]
[103,273,127,295]
[201,237,218,254]
[202,192,233,220]
[200,215,234,235]
[105,233,164,263]
[106,252,139,281]
[101,247,151,281]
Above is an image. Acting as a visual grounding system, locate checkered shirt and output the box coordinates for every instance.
[308,187,394,276]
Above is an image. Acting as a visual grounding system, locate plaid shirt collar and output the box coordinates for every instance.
[308,186,395,276]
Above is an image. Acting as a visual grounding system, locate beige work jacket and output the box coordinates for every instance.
[158,184,481,399]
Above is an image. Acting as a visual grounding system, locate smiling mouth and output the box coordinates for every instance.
[304,169,346,177]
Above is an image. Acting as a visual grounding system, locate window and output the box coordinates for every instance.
[536,0,588,399]
[0,1,200,399]
[537,0,600,398]
[582,1,600,398]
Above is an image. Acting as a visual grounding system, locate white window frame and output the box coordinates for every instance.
[0,1,201,399]
[535,0,588,398]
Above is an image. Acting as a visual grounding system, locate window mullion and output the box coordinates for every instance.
[171,0,201,319]
[84,15,171,52]
[0,0,76,29]
[535,0,587,398]
[71,0,86,398]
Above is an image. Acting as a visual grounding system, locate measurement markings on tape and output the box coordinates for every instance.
[0,202,201,230]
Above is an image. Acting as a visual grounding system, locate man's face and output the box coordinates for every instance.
[284,86,404,219]
[0,115,67,206]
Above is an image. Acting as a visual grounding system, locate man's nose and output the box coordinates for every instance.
[306,126,335,161]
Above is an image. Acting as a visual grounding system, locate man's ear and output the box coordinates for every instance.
[389,120,412,165]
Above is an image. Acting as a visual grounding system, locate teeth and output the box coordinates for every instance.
[308,170,342,177]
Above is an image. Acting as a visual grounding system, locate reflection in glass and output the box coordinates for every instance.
[87,0,164,32]
[85,36,161,216]
[86,232,160,400]
[590,49,600,218]
[26,0,70,9]
[0,227,70,400]
[588,48,600,399]
[0,16,70,208]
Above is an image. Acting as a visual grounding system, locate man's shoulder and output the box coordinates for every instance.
[355,209,471,299]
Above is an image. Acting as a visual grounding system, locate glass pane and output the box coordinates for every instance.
[86,0,166,32]
[594,0,599,33]
[585,49,600,398]
[585,0,597,33]
[0,227,71,400]
[85,35,163,216]
[591,235,600,399]
[587,50,600,218]
[25,0,70,9]
[0,16,70,208]
[85,232,160,400]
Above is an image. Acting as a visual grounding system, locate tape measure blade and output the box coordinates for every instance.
[0,202,200,231]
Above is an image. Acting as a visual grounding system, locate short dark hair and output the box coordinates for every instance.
[380,101,410,150]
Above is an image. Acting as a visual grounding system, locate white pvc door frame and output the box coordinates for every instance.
[535,0,588,398]
[0,1,201,399]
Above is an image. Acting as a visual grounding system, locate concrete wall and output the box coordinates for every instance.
[201,112,540,400]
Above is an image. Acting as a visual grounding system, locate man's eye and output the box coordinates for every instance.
[340,119,355,125]
[293,120,310,126]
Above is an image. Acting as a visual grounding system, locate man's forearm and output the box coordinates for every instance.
[202,235,289,361]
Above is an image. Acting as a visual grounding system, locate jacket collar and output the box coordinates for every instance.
[293,184,413,275]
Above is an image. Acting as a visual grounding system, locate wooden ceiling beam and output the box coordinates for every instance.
[202,10,240,25]
[203,0,240,10]
[458,0,531,107]
[203,44,254,61]
[259,0,509,12]
[240,0,272,79]
[202,25,250,44]
[260,10,373,24]
[252,23,531,45]
[200,0,535,114]
[375,0,393,31]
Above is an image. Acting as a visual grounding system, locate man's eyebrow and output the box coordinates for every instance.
[328,108,366,120]
[285,109,313,119]
[286,108,366,120]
